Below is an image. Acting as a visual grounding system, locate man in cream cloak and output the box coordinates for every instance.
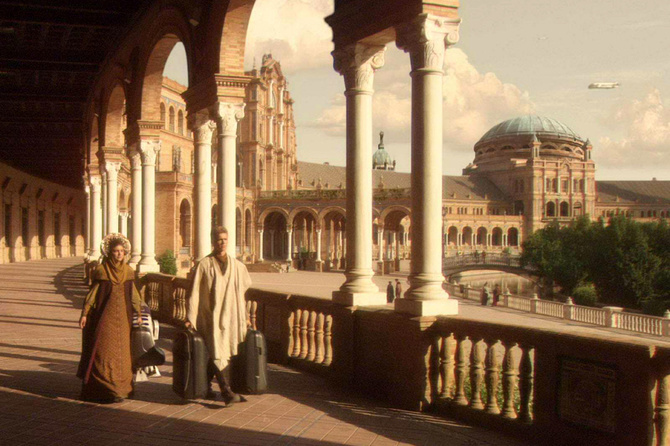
[187,226,252,404]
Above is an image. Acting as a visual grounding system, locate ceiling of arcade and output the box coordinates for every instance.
[0,0,150,188]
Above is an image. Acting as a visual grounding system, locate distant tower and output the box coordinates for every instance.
[372,131,395,170]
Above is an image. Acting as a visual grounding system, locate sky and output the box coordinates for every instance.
[164,0,670,180]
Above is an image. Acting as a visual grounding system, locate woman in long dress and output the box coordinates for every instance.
[77,233,143,403]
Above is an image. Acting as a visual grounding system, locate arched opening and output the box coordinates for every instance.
[560,201,570,217]
[462,226,473,247]
[546,201,556,217]
[160,102,166,125]
[178,109,184,135]
[508,228,519,247]
[322,210,346,269]
[292,210,317,268]
[179,199,191,253]
[447,226,458,246]
[169,106,175,132]
[491,227,503,246]
[262,211,287,260]
[244,209,252,252]
[382,209,410,262]
[103,83,127,147]
[476,227,487,246]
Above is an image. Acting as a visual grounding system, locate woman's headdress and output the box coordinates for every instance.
[100,233,131,259]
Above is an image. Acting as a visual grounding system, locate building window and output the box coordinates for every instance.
[178,110,184,135]
[160,103,166,125]
[169,107,175,132]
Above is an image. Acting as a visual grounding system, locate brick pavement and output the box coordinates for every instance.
[0,258,526,446]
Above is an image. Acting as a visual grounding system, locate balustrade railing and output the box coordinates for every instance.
[445,282,670,338]
[137,271,670,445]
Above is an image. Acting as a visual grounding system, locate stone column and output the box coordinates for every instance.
[315,228,322,262]
[286,226,293,262]
[137,139,161,273]
[332,43,386,305]
[100,170,107,236]
[90,176,102,259]
[395,14,460,316]
[129,150,142,266]
[216,102,245,257]
[84,184,91,259]
[104,161,121,234]
[258,229,264,261]
[191,111,216,262]
[119,211,128,236]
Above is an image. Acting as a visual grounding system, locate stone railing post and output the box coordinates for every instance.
[503,291,510,307]
[604,306,615,328]
[664,310,670,337]
[563,297,574,320]
[530,294,539,314]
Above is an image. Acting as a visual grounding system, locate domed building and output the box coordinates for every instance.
[463,115,596,236]
[372,132,396,171]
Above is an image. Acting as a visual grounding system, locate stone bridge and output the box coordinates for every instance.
[442,252,536,277]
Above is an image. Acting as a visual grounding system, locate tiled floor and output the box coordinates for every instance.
[0,258,526,446]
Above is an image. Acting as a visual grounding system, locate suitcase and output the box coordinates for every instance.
[172,328,209,399]
[233,329,268,394]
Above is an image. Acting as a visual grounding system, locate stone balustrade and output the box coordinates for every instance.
[445,282,670,337]
[139,272,670,445]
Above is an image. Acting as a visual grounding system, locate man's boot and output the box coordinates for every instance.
[215,367,245,406]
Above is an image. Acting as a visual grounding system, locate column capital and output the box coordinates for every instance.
[84,185,90,195]
[332,43,386,92]
[129,150,142,170]
[138,139,161,166]
[103,161,122,181]
[396,14,461,72]
[189,110,217,142]
[90,176,102,190]
[215,102,246,137]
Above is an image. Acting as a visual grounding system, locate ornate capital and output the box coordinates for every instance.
[189,110,217,143]
[216,102,246,137]
[332,43,386,92]
[104,161,122,182]
[396,14,461,72]
[90,176,102,191]
[138,139,161,166]
[129,150,142,170]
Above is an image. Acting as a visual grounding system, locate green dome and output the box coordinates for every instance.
[372,131,394,168]
[477,115,583,145]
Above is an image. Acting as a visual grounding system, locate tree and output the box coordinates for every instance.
[157,250,178,276]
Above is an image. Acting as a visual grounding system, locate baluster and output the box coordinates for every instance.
[656,369,670,446]
[440,335,455,398]
[173,287,186,321]
[501,341,519,419]
[323,315,333,366]
[299,308,309,359]
[247,300,258,330]
[484,339,501,414]
[315,312,325,364]
[307,310,317,362]
[518,345,535,423]
[429,336,441,402]
[453,335,471,405]
[470,337,485,410]
[291,309,301,357]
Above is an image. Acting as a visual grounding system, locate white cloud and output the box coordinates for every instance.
[245,0,334,73]
[597,89,670,167]
[309,48,535,153]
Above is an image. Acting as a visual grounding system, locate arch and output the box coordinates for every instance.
[178,109,184,135]
[137,9,193,121]
[379,205,411,225]
[560,201,570,217]
[179,198,191,250]
[258,206,289,226]
[288,206,319,225]
[546,201,556,217]
[317,206,346,223]
[476,227,488,246]
[209,0,256,76]
[491,227,503,246]
[262,211,288,260]
[462,226,473,246]
[447,226,458,246]
[169,106,176,132]
[244,208,252,249]
[508,227,519,247]
[102,81,127,147]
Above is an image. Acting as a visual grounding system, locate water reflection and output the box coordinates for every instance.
[447,270,537,297]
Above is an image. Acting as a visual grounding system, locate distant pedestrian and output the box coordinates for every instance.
[386,281,395,304]
[395,279,402,300]
[480,282,492,306]
[493,284,501,306]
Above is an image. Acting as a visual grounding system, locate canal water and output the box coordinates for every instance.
[446,270,537,297]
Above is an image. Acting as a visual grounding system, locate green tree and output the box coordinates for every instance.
[157,250,178,276]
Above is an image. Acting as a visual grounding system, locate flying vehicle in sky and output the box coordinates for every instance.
[588,82,620,89]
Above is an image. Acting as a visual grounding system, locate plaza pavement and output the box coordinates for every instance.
[0,257,527,446]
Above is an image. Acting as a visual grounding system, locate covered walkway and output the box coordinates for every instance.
[0,258,524,446]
